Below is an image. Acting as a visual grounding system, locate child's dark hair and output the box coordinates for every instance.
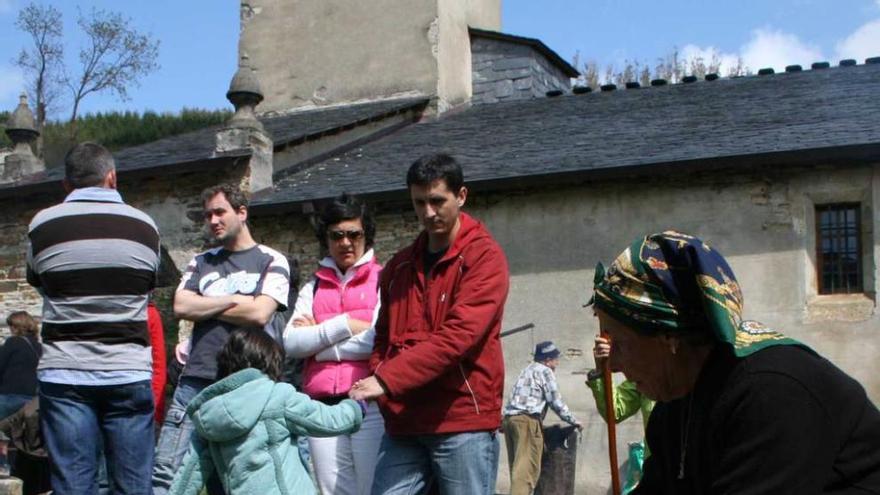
[216,330,284,381]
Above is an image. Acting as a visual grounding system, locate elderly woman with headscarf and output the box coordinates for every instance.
[591,231,880,494]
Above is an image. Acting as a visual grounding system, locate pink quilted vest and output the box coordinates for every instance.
[301,257,381,398]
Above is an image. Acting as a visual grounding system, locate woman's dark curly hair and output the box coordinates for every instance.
[216,329,284,381]
[315,193,375,252]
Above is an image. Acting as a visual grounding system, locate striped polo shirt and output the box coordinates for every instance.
[26,187,160,378]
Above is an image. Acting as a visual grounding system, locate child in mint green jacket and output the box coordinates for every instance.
[169,330,364,495]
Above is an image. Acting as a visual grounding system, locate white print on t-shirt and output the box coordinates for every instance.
[198,270,261,297]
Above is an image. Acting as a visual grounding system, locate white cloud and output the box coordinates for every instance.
[835,19,880,61]
[739,28,824,71]
[680,10,880,77]
[678,28,823,77]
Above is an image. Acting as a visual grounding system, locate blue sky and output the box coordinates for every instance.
[0,0,877,119]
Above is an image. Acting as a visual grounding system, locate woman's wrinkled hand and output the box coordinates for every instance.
[593,334,611,369]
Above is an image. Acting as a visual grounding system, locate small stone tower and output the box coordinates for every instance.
[215,64,274,193]
[1,93,44,182]
[238,0,501,114]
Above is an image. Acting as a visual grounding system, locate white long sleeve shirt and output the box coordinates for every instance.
[283,249,380,362]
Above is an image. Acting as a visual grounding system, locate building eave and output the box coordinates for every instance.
[0,153,251,200]
[249,142,880,216]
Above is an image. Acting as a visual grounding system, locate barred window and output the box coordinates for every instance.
[816,203,862,294]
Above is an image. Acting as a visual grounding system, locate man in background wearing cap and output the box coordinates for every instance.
[502,340,582,495]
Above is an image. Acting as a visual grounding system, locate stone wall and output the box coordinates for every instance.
[0,191,64,335]
[471,36,573,105]
[477,164,878,494]
[252,205,422,274]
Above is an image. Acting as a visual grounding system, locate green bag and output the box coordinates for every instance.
[622,441,646,495]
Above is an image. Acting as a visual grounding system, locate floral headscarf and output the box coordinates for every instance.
[592,231,801,357]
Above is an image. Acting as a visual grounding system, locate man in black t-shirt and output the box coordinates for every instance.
[151,184,290,494]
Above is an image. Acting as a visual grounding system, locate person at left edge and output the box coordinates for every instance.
[27,142,159,495]
[152,184,290,495]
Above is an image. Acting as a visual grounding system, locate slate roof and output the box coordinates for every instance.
[256,63,880,209]
[0,97,428,192]
[469,28,579,77]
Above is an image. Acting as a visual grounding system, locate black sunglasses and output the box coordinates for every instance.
[328,229,364,242]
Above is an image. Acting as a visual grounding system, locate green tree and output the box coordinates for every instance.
[0,108,232,166]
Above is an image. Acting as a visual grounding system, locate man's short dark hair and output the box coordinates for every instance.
[200,184,249,212]
[406,153,464,193]
[64,142,115,188]
[216,329,284,381]
[315,193,376,251]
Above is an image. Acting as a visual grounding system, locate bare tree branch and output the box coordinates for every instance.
[13,2,64,154]
[67,7,160,138]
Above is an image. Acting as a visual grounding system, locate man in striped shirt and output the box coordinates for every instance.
[27,142,160,494]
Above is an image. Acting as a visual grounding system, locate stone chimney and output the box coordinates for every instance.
[215,63,274,193]
[1,93,44,182]
[238,0,501,114]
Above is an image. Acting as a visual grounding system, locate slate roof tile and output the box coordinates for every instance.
[258,64,880,207]
[0,97,429,190]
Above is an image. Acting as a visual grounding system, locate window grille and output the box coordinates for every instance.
[816,203,862,294]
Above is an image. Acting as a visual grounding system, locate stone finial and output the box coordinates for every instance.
[6,93,38,139]
[216,65,273,193]
[1,93,44,182]
[226,65,265,131]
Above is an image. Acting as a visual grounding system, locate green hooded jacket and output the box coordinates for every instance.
[170,368,363,495]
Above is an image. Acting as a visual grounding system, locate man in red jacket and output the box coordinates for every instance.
[351,153,510,495]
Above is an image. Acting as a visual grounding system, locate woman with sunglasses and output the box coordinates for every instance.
[283,193,384,495]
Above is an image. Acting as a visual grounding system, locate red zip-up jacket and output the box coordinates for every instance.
[371,212,509,435]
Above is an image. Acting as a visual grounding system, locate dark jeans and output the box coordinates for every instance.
[39,380,154,495]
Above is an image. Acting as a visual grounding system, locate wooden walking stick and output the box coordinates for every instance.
[602,331,622,495]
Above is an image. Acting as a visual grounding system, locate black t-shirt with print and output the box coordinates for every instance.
[178,244,289,380]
